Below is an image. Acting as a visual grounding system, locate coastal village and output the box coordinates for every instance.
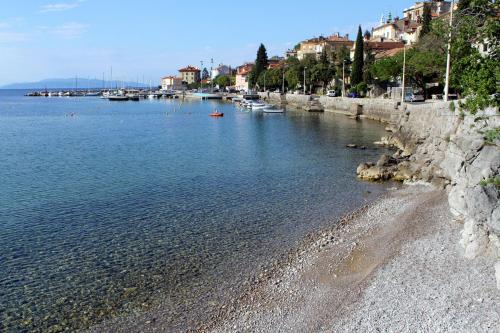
[160,0,459,101]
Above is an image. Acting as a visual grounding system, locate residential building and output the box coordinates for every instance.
[268,56,285,69]
[372,17,421,45]
[285,49,298,59]
[296,33,354,60]
[350,38,405,59]
[161,76,183,90]
[178,65,201,84]
[235,63,253,92]
[211,64,232,78]
[403,0,452,22]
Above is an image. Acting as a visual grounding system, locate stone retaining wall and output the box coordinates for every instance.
[319,96,403,123]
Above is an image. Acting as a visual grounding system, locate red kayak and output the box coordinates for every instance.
[209,112,224,117]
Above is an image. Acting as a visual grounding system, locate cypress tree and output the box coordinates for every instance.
[420,4,432,38]
[251,44,269,87]
[351,26,364,86]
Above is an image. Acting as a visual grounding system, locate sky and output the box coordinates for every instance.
[0,0,414,86]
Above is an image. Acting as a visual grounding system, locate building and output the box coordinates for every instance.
[161,76,183,90]
[178,66,201,84]
[296,33,354,60]
[268,56,285,69]
[403,0,452,22]
[372,17,421,45]
[235,63,253,92]
[350,39,405,59]
[285,49,298,59]
[211,64,232,79]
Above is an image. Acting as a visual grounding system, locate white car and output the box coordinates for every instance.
[327,90,336,97]
[405,93,425,102]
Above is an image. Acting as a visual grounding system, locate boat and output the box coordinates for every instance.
[85,92,101,97]
[263,107,284,113]
[251,102,267,110]
[108,95,129,101]
[127,93,140,101]
[210,110,224,117]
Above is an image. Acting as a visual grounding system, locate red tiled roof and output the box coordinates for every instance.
[179,65,200,72]
[367,41,405,50]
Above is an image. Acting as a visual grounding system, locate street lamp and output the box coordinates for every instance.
[200,60,203,92]
[342,60,346,98]
[264,71,267,92]
[444,0,455,101]
[282,67,285,94]
[303,66,307,95]
[401,43,407,105]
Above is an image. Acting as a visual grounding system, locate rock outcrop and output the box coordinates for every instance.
[357,102,500,288]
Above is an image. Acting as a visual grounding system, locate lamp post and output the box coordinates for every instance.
[282,67,285,94]
[401,43,407,105]
[303,66,307,95]
[264,71,267,91]
[444,0,455,102]
[200,61,203,92]
[342,60,346,98]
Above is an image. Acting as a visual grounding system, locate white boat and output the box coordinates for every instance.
[58,92,64,97]
[263,107,284,113]
[251,102,268,110]
[108,95,129,101]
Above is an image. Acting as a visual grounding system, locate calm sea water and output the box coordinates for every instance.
[0,90,389,332]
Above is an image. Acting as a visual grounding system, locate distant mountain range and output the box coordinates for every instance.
[1,78,152,89]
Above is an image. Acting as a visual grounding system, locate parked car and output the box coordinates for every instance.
[405,93,425,102]
[326,90,336,97]
[347,92,359,98]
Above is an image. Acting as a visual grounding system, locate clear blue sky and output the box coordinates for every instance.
[0,0,414,86]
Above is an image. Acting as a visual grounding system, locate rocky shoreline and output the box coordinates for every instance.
[356,104,499,287]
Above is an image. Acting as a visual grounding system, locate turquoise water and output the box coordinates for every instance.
[0,90,389,332]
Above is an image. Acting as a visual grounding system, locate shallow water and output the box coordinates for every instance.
[0,90,389,332]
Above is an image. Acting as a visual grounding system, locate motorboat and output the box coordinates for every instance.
[263,107,284,113]
[108,95,129,101]
[251,102,268,110]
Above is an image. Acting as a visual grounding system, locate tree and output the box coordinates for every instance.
[364,30,372,40]
[351,26,364,85]
[213,75,231,88]
[250,43,269,88]
[452,0,499,113]
[202,68,210,80]
[420,3,432,38]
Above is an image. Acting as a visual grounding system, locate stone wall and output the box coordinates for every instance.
[358,102,500,288]
[319,97,403,123]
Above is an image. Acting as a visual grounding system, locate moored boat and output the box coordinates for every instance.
[108,95,129,101]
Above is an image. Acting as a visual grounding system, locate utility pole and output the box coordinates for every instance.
[303,66,307,95]
[444,0,455,102]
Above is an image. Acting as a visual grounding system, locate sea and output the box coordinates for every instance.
[0,89,390,332]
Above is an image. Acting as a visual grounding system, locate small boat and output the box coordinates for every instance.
[251,102,267,110]
[210,110,224,117]
[263,107,284,113]
[108,95,129,101]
